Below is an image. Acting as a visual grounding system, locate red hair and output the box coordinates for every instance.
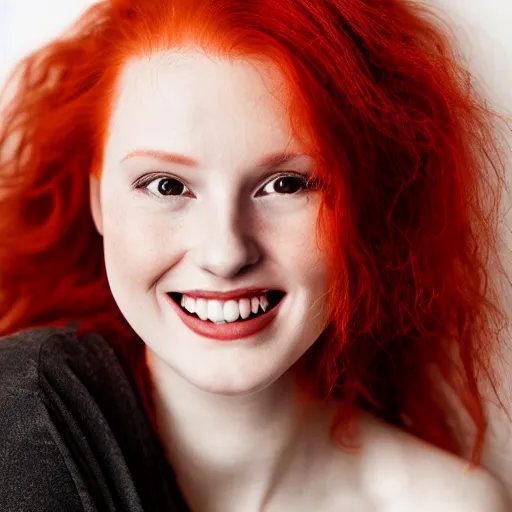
[0,0,509,463]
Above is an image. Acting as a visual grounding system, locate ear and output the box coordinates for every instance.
[89,174,104,236]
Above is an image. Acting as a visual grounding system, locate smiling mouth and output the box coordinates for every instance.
[167,291,285,323]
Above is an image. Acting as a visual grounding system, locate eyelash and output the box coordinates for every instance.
[132,171,320,200]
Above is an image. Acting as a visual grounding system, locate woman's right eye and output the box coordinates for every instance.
[135,175,191,198]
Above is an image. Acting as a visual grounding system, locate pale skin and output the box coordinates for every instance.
[89,49,509,511]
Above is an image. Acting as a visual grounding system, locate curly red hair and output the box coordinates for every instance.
[0,0,509,463]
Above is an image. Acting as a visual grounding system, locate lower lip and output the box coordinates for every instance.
[165,294,283,341]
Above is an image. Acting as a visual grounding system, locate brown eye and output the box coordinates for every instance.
[144,177,190,197]
[260,175,310,196]
[156,178,187,196]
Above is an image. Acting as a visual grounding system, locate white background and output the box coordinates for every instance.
[1,0,512,499]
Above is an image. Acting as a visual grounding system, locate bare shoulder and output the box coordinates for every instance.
[358,414,510,512]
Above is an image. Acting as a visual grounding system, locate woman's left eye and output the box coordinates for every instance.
[258,174,315,196]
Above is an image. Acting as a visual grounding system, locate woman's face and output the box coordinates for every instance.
[90,50,330,395]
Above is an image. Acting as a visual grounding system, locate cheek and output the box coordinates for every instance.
[100,196,182,286]
[269,203,329,287]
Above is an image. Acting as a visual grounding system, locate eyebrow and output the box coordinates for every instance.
[121,149,308,168]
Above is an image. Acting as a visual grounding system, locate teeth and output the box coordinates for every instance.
[207,300,225,323]
[179,293,273,323]
[181,295,196,313]
[195,298,209,321]
[223,300,240,323]
[251,297,259,314]
[238,298,251,320]
[260,294,269,312]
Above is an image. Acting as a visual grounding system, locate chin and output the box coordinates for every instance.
[179,365,285,397]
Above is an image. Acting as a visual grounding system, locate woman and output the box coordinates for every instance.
[0,0,509,510]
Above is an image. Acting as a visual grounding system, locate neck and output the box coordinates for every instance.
[146,349,325,511]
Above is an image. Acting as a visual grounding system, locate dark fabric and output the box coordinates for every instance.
[0,325,190,512]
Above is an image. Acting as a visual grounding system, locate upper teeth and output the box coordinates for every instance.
[180,293,270,324]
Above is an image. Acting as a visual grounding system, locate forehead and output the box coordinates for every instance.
[105,51,301,161]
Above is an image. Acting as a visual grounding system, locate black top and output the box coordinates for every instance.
[0,325,190,511]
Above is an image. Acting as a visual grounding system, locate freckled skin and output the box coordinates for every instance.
[89,51,508,512]
[90,51,330,395]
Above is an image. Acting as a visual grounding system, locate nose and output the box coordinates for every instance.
[190,204,260,279]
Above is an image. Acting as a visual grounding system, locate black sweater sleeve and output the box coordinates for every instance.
[0,326,189,512]
[0,384,85,511]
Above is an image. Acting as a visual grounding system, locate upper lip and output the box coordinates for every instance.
[174,287,279,301]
